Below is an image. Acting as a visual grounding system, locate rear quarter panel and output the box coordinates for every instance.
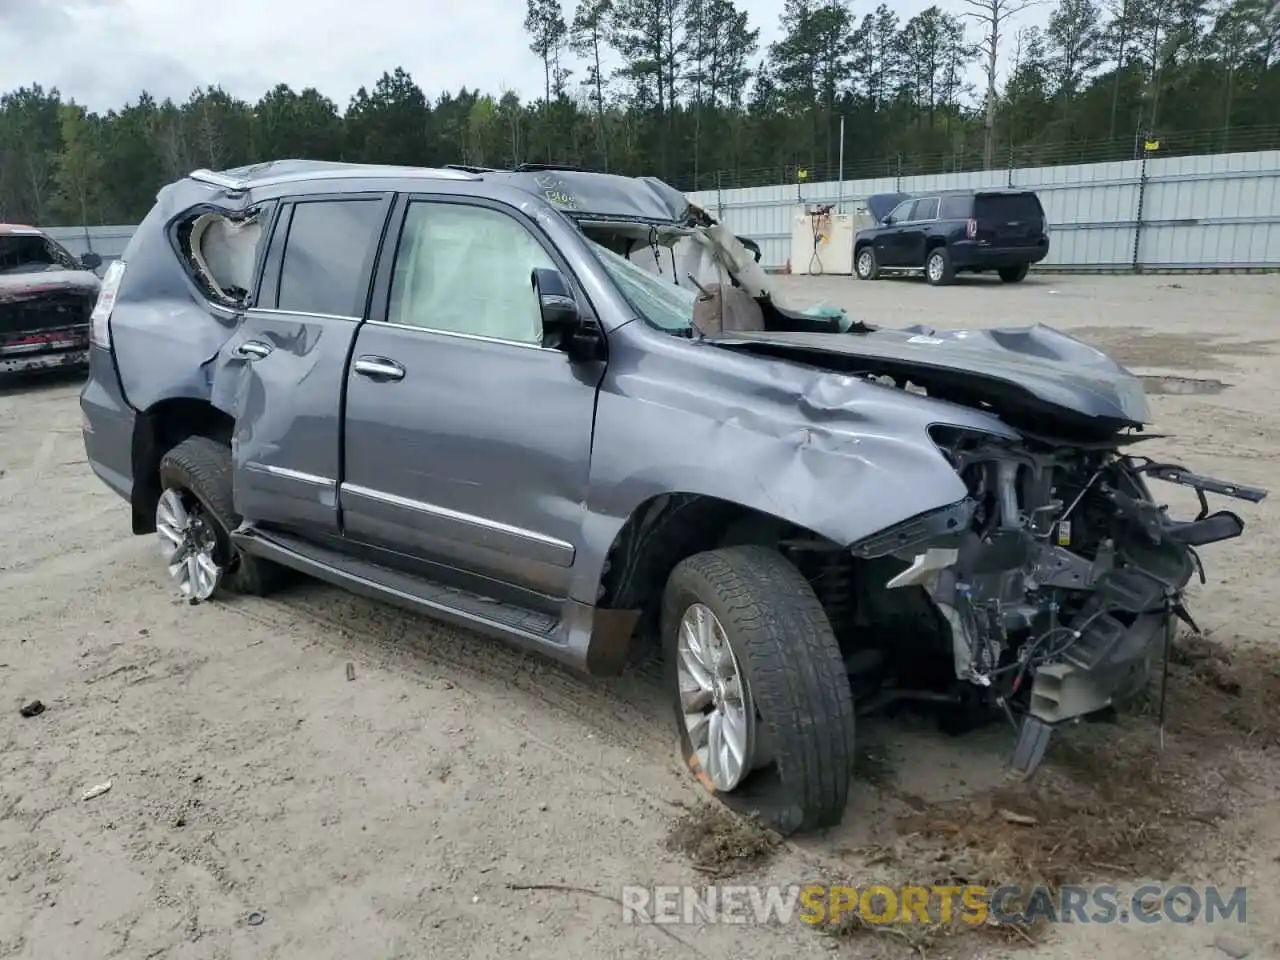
[109,182,261,413]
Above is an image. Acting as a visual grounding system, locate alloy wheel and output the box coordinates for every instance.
[155,487,222,601]
[676,602,757,791]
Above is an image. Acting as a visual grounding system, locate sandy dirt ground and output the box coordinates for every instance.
[2,273,1279,960]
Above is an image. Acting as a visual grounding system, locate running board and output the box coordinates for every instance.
[230,526,583,658]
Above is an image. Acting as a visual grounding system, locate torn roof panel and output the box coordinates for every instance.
[488,170,695,223]
[184,161,700,226]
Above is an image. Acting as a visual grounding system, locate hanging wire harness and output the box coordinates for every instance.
[807,204,834,275]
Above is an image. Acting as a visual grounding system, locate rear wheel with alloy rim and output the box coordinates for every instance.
[156,487,221,601]
[925,247,954,285]
[157,436,285,600]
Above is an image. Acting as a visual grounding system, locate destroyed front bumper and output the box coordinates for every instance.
[1022,459,1265,711]
[853,450,1267,774]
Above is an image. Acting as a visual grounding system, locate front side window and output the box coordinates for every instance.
[277,199,387,317]
[887,200,913,223]
[387,202,555,345]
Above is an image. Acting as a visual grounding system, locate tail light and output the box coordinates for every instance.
[89,260,126,348]
[965,218,977,239]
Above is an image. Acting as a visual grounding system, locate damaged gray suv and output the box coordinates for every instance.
[81,160,1267,834]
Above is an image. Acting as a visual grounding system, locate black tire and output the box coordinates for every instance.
[925,246,954,285]
[661,545,855,835]
[854,245,879,280]
[998,263,1030,283]
[158,436,285,597]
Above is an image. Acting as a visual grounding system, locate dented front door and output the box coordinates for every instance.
[339,195,601,602]
[213,193,394,535]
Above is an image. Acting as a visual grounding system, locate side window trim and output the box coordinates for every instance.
[257,192,395,320]
[365,193,584,350]
[244,199,282,309]
[256,201,292,310]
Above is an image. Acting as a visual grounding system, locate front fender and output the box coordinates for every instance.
[571,359,1016,605]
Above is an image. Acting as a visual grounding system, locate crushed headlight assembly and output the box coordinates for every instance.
[846,424,1010,563]
[848,498,975,561]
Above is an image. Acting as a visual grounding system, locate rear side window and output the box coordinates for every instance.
[974,193,1044,222]
[940,195,972,219]
[277,199,387,317]
[911,198,940,221]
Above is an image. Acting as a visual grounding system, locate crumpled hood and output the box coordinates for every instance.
[0,270,101,301]
[706,322,1153,430]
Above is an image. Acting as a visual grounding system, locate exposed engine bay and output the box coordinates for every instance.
[833,428,1266,774]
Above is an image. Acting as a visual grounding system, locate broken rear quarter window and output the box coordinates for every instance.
[276,200,386,318]
[183,211,264,305]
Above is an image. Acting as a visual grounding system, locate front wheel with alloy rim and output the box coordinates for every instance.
[854,246,879,280]
[157,436,285,600]
[925,247,954,285]
[661,545,855,835]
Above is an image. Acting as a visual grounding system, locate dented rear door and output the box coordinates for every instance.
[214,192,394,535]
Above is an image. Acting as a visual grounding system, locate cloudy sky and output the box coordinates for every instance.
[1,0,1050,114]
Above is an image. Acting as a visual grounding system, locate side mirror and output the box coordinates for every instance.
[532,267,580,337]
[882,216,895,226]
[81,251,103,271]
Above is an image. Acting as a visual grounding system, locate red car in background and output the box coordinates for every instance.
[0,224,103,375]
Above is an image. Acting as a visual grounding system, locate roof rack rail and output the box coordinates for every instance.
[444,163,496,174]
[189,168,247,191]
[512,163,586,173]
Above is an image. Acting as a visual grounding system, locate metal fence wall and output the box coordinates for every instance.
[39,149,1280,274]
[686,149,1280,273]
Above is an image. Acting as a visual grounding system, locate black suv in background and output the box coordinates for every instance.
[854,189,1050,286]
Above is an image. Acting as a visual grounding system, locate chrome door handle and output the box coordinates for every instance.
[353,356,405,382]
[234,340,272,360]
